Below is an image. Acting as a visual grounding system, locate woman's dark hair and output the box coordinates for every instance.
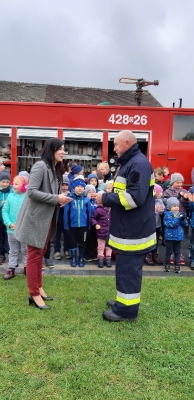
[41,138,64,182]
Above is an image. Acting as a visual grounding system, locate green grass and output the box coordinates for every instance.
[0,276,194,400]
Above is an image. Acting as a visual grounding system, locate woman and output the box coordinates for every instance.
[14,138,72,309]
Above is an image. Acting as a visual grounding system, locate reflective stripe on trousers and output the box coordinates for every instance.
[112,252,145,318]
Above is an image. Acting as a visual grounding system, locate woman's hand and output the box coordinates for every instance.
[96,224,101,230]
[9,223,16,230]
[58,194,72,205]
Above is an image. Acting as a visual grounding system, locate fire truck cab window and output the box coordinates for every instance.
[173,115,194,141]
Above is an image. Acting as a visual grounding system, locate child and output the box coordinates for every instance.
[163,172,188,265]
[154,167,171,191]
[87,173,99,192]
[68,164,84,192]
[84,184,98,262]
[2,175,28,280]
[162,166,170,182]
[53,175,71,260]
[186,192,194,270]
[0,160,5,172]
[105,180,113,193]
[96,169,106,191]
[144,184,164,265]
[0,171,13,264]
[90,189,112,268]
[163,197,188,273]
[64,176,92,267]
[19,170,30,179]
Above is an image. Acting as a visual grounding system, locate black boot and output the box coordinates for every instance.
[174,263,180,274]
[98,258,104,268]
[78,250,85,267]
[164,262,170,272]
[105,257,112,268]
[70,248,77,267]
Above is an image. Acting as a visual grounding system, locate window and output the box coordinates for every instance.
[173,115,194,141]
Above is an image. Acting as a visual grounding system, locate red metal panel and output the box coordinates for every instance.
[102,131,108,161]
[11,127,17,180]
[58,129,63,140]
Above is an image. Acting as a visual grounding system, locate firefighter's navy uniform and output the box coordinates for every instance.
[102,143,156,318]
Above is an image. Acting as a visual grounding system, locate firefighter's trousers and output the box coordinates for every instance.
[112,252,145,318]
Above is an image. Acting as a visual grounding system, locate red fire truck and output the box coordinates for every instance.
[0,101,193,187]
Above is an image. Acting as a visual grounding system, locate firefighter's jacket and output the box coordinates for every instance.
[102,143,156,254]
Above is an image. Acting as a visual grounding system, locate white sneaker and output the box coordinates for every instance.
[54,252,62,260]
[64,251,71,259]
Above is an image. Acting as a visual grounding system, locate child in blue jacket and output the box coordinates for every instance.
[2,175,28,280]
[84,184,98,262]
[164,197,188,273]
[64,176,92,267]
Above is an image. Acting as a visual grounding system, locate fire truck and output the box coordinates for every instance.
[0,101,193,187]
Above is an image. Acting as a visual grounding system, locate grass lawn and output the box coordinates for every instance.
[0,275,194,400]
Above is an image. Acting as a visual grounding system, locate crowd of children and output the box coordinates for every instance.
[144,166,194,273]
[1,162,194,279]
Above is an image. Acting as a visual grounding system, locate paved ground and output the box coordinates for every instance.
[0,234,193,278]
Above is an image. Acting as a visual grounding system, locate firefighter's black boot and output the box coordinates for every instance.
[174,263,180,274]
[164,262,170,272]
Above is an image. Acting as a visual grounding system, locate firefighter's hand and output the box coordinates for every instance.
[96,224,101,230]
[58,194,72,205]
[94,192,103,204]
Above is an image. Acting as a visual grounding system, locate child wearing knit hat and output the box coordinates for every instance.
[144,184,164,266]
[0,171,13,265]
[63,177,92,267]
[2,175,28,280]
[163,172,188,266]
[68,164,84,192]
[163,197,188,273]
[90,187,112,268]
[87,173,99,192]
[84,184,98,262]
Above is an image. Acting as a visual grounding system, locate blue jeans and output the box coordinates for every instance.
[190,228,194,264]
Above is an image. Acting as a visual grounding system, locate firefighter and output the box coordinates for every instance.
[95,130,156,322]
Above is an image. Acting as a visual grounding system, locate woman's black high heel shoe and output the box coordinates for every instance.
[28,296,51,309]
[41,295,53,301]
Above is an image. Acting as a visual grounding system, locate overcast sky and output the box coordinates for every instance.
[0,0,194,107]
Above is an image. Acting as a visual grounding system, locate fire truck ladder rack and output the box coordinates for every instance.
[119,77,159,106]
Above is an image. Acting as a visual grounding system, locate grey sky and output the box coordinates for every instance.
[0,0,194,107]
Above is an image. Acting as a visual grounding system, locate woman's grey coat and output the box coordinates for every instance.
[14,160,60,248]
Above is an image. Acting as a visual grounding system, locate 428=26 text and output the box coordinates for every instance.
[108,114,148,125]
